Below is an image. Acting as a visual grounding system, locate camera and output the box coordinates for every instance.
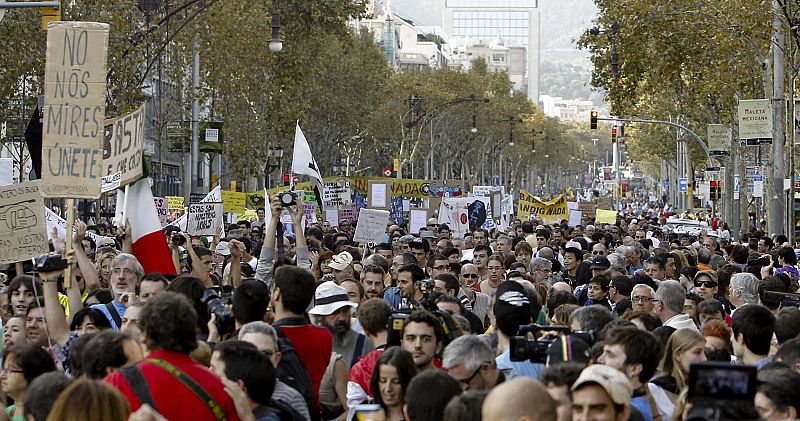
[509,325,595,364]
[756,254,771,266]
[202,286,235,336]
[386,310,410,347]
[278,191,299,207]
[34,253,68,272]
[171,233,186,246]
[688,362,756,404]
[418,279,435,295]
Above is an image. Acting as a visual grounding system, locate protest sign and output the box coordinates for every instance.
[324,208,339,227]
[41,22,109,198]
[242,209,258,221]
[44,207,112,244]
[303,204,318,224]
[409,209,428,234]
[472,185,505,197]
[438,197,493,237]
[368,181,388,208]
[153,197,169,226]
[517,192,568,224]
[353,208,390,244]
[568,210,583,227]
[595,209,617,224]
[323,181,352,207]
[352,177,466,199]
[186,202,223,236]
[166,195,184,210]
[100,171,122,193]
[220,189,247,214]
[0,182,49,264]
[103,103,145,186]
[247,191,266,209]
[0,159,13,186]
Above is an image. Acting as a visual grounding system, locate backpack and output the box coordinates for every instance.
[273,326,320,421]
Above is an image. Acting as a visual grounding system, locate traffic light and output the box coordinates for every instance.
[621,182,628,195]
[611,126,618,143]
[590,111,598,129]
[282,174,290,186]
[710,180,722,200]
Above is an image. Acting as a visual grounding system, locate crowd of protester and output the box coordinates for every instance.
[0,193,799,421]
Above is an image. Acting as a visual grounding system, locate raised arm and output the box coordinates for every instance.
[228,239,244,287]
[255,195,282,286]
[73,220,100,292]
[288,195,310,270]
[40,261,70,347]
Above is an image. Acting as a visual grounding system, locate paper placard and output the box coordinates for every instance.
[153,196,169,226]
[101,171,122,193]
[568,210,583,227]
[323,181,352,207]
[324,208,339,227]
[186,202,224,236]
[45,206,113,244]
[41,21,110,198]
[369,182,388,208]
[409,209,428,234]
[595,209,617,224]
[0,182,49,264]
[0,158,13,186]
[166,195,184,210]
[103,103,145,186]
[353,208,390,244]
[220,189,247,214]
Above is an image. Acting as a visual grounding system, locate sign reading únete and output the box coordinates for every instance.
[41,22,110,198]
[103,103,145,187]
[0,182,49,264]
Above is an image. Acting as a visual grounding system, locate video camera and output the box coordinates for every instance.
[202,285,235,336]
[385,306,462,348]
[509,325,596,364]
[685,362,757,420]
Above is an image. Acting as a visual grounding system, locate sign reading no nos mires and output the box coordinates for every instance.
[41,22,110,198]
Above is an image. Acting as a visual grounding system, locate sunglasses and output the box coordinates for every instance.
[694,281,717,288]
[592,251,605,255]
[462,273,479,278]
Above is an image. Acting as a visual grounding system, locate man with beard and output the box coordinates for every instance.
[309,281,374,368]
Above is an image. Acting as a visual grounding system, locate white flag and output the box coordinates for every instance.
[291,121,323,207]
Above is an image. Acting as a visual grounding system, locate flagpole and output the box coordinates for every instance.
[64,199,75,288]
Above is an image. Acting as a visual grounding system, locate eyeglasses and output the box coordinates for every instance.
[694,281,717,288]
[461,273,479,278]
[631,296,654,303]
[592,251,605,255]
[457,363,487,389]
[433,265,448,271]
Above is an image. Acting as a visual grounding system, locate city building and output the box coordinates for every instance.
[442,0,541,102]
[539,95,595,122]
[448,36,527,92]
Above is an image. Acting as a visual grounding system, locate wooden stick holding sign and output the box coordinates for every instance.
[64,199,74,289]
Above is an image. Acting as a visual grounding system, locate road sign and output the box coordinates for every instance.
[679,178,688,193]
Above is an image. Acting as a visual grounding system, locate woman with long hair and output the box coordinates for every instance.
[46,378,130,421]
[2,344,57,420]
[369,347,417,421]
[650,329,707,420]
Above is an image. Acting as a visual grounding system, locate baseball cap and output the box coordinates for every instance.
[214,241,231,256]
[546,334,591,366]
[589,255,611,270]
[493,281,531,337]
[309,281,357,316]
[565,241,582,250]
[571,364,633,406]
[327,251,353,271]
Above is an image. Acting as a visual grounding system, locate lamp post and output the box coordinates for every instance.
[264,144,283,189]
[269,1,282,53]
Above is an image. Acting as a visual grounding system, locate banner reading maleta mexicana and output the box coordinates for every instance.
[41,21,109,198]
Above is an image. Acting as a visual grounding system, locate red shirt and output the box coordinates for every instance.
[277,321,333,404]
[105,351,240,421]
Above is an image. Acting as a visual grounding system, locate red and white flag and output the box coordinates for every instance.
[124,179,176,275]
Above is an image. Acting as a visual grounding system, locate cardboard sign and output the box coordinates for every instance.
[595,209,617,224]
[409,209,428,234]
[324,208,339,226]
[153,197,169,226]
[353,208,390,244]
[0,182,49,264]
[220,189,247,214]
[166,195,184,210]
[41,22,110,198]
[186,202,223,236]
[103,103,145,186]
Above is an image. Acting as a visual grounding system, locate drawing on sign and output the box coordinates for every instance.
[0,182,49,264]
[0,199,38,230]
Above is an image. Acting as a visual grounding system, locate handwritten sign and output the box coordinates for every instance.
[323,181,352,207]
[103,103,145,186]
[100,171,122,193]
[41,21,110,198]
[166,195,184,210]
[0,182,49,264]
[353,208,390,244]
[220,189,247,214]
[153,197,169,226]
[186,202,224,236]
[595,209,617,224]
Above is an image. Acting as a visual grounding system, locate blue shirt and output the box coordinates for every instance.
[631,396,653,421]
[496,349,544,380]
[90,301,127,331]
[383,287,402,309]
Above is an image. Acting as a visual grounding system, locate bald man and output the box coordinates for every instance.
[482,377,557,421]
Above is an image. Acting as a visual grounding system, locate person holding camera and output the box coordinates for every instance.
[256,194,310,290]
